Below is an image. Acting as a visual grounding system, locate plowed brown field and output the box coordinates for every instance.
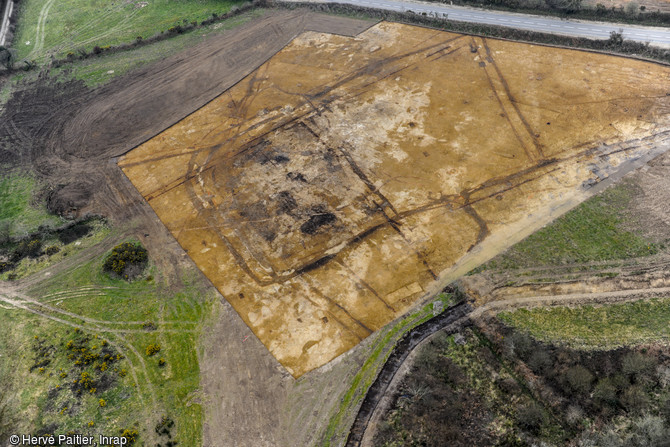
[119,22,670,377]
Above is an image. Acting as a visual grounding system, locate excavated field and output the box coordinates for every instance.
[119,22,670,377]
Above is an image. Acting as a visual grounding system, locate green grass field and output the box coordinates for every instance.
[499,299,670,347]
[0,311,144,439]
[51,9,265,87]
[0,240,217,444]
[481,182,658,271]
[12,0,245,60]
[0,171,64,238]
[2,8,263,89]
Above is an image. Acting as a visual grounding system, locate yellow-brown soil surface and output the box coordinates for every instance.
[119,22,670,377]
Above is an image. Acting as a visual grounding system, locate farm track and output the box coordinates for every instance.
[26,0,56,59]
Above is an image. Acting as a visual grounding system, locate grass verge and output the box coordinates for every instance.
[499,298,670,347]
[320,293,454,446]
[0,218,113,281]
[478,182,658,271]
[0,170,64,238]
[50,8,265,87]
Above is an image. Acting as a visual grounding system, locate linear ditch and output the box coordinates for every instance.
[344,297,474,447]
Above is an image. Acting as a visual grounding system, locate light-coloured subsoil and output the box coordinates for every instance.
[120,21,670,377]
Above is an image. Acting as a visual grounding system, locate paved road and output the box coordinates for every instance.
[319,0,670,47]
[0,0,13,46]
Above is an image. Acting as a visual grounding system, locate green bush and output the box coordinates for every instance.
[516,403,545,434]
[146,344,161,357]
[102,242,148,280]
[593,378,618,407]
[564,365,594,395]
[45,245,60,256]
[11,238,42,262]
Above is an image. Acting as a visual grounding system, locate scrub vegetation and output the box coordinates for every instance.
[375,319,670,446]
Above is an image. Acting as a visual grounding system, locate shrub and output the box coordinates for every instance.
[11,238,42,262]
[155,416,175,436]
[622,351,657,382]
[58,221,90,244]
[45,246,60,256]
[527,349,552,374]
[516,403,545,433]
[593,378,618,407]
[621,385,649,412]
[167,25,184,35]
[103,242,148,280]
[507,332,533,360]
[661,397,670,422]
[120,429,138,445]
[146,344,161,357]
[564,365,594,395]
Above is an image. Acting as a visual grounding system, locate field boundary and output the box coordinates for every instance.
[345,300,472,447]
[273,1,670,64]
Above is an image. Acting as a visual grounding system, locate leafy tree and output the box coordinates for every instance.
[593,378,618,407]
[621,385,649,413]
[607,30,625,47]
[516,403,545,434]
[625,2,640,15]
[621,352,656,383]
[528,349,552,374]
[564,365,594,395]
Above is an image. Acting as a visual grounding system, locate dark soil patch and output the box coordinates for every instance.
[300,211,336,235]
[57,221,90,244]
[47,183,93,218]
[275,191,298,215]
[286,172,307,183]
